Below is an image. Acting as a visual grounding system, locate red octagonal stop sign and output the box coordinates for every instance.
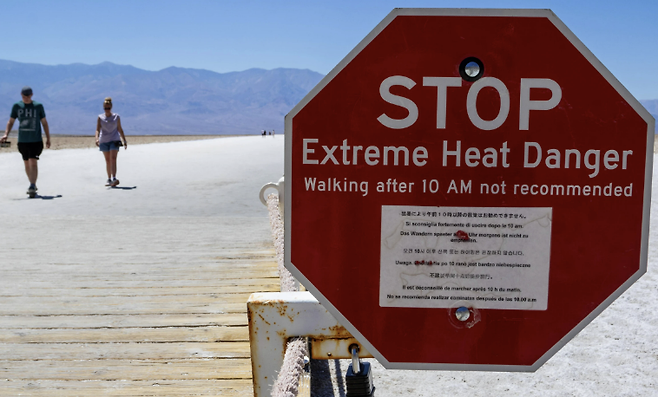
[284,9,654,370]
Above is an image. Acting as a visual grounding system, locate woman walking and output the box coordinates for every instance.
[95,97,127,186]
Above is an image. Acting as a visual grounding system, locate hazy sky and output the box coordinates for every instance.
[1,0,657,99]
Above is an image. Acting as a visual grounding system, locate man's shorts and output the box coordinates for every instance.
[17,141,44,161]
[99,141,121,152]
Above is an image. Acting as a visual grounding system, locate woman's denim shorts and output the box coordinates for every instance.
[99,141,121,152]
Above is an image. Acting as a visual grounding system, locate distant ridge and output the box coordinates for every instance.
[1,59,654,134]
[0,59,324,135]
[639,100,658,132]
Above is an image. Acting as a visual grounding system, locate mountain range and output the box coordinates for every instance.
[0,59,656,135]
[0,59,324,135]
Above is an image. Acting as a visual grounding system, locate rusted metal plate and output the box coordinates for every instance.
[311,337,374,360]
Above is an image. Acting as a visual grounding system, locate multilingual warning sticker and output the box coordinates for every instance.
[380,205,552,310]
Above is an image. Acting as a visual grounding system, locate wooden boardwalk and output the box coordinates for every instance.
[0,216,279,396]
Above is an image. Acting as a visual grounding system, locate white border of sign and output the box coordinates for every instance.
[284,8,655,371]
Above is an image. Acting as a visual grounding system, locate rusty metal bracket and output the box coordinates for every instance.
[247,291,372,397]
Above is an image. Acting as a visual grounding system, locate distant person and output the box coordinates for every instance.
[0,86,51,197]
[95,97,127,186]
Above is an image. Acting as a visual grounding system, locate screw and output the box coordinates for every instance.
[455,306,471,322]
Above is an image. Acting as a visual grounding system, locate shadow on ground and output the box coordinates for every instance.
[12,194,64,201]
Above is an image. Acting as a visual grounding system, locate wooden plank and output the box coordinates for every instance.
[0,326,248,343]
[0,293,258,315]
[0,379,253,396]
[1,257,275,265]
[0,304,249,316]
[0,284,279,297]
[0,272,279,284]
[0,313,249,328]
[0,276,279,289]
[0,266,279,278]
[0,342,251,360]
[0,260,277,273]
[0,291,255,304]
[0,358,253,380]
[1,250,276,262]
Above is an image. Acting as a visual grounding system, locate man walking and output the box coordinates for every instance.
[1,86,51,197]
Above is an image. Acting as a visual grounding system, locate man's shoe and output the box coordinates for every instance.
[27,184,37,198]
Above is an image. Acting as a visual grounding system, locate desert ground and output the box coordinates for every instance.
[0,133,230,151]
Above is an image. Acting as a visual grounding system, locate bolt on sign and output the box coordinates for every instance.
[284,9,654,370]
